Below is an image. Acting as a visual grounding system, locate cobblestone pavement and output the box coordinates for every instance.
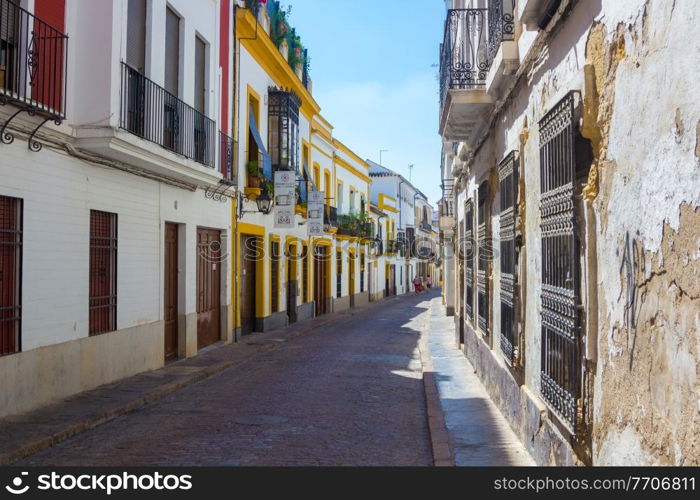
[20,292,437,466]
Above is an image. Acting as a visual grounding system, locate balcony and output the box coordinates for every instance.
[419,221,433,233]
[0,0,68,144]
[337,213,372,239]
[120,63,215,168]
[324,205,338,231]
[439,2,518,146]
[75,63,221,186]
[219,131,236,183]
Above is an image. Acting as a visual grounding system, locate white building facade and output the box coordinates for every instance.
[0,0,233,418]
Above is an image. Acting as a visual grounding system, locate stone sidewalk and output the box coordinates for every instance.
[1,295,406,466]
[424,297,535,466]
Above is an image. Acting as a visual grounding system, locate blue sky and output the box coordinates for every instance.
[285,0,445,205]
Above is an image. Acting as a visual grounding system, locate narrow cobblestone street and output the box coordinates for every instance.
[19,293,437,467]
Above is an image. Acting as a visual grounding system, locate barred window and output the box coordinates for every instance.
[499,151,519,364]
[477,181,490,335]
[302,245,309,303]
[0,195,22,355]
[538,91,584,430]
[89,210,117,336]
[270,241,280,313]
[336,250,342,298]
[464,200,474,322]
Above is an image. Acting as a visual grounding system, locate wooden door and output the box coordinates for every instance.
[313,246,327,316]
[197,228,221,349]
[164,223,179,362]
[240,235,257,335]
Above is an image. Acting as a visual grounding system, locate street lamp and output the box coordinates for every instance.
[237,186,274,219]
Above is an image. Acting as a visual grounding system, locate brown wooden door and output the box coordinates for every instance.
[240,235,257,335]
[164,223,179,362]
[197,228,221,349]
[313,246,327,316]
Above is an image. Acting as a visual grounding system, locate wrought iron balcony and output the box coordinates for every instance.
[337,214,372,239]
[324,205,337,228]
[120,62,216,168]
[0,0,68,119]
[439,3,515,142]
[219,131,235,182]
[439,8,489,107]
[487,0,516,63]
[420,221,433,233]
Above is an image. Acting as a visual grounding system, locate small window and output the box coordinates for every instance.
[89,210,117,336]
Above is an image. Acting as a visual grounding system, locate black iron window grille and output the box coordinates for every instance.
[487,0,516,63]
[268,88,300,172]
[477,182,490,335]
[336,250,342,298]
[538,91,583,430]
[499,151,519,364]
[0,0,68,118]
[302,246,309,303]
[439,8,489,107]
[219,131,235,182]
[464,200,474,322]
[270,241,280,313]
[89,210,117,336]
[120,62,216,168]
[0,195,21,356]
[360,253,365,293]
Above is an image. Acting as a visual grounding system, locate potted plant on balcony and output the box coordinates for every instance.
[247,160,261,188]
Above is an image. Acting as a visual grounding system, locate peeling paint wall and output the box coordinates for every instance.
[448,0,700,465]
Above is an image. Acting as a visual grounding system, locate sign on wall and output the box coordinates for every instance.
[274,171,296,228]
[308,191,324,237]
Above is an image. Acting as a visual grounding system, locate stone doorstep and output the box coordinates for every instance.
[0,292,419,466]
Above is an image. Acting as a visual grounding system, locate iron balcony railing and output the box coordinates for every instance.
[337,214,372,239]
[0,0,68,118]
[120,62,216,168]
[324,205,337,229]
[420,221,433,233]
[439,2,515,108]
[219,132,235,182]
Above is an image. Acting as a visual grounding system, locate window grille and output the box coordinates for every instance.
[499,151,519,364]
[464,200,474,321]
[336,250,342,298]
[538,91,583,429]
[270,241,279,313]
[477,182,489,335]
[0,195,22,355]
[89,210,117,336]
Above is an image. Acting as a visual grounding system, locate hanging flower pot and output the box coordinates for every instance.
[294,46,302,58]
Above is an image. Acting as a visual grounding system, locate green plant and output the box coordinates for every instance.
[246,160,259,177]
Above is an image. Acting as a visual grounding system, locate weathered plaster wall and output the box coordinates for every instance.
[452,0,699,465]
[590,0,700,465]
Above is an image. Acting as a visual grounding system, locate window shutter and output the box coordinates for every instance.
[194,36,205,113]
[164,7,180,96]
[126,0,146,72]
